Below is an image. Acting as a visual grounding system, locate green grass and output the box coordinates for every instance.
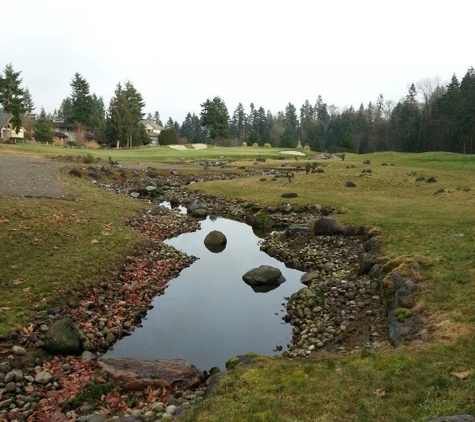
[1,147,475,420]
[0,142,311,163]
[0,166,147,334]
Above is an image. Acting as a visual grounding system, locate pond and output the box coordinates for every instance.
[106,211,303,370]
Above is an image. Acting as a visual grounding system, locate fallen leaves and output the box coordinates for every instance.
[12,278,26,285]
[373,389,387,397]
[450,370,471,380]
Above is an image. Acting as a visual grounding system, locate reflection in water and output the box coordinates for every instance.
[204,242,226,253]
[106,214,303,370]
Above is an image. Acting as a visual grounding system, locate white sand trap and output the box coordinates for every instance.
[192,143,207,150]
[168,144,208,150]
[168,145,188,150]
[279,150,306,156]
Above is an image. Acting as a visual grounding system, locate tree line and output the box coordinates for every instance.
[1,62,474,153]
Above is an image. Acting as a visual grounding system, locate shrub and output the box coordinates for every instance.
[157,129,178,145]
[241,142,248,147]
[264,143,271,148]
[86,141,100,149]
[303,144,311,151]
[252,143,258,147]
[82,153,94,164]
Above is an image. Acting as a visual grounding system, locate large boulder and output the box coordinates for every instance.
[187,198,209,217]
[44,318,83,356]
[313,217,346,236]
[242,265,286,293]
[98,357,204,391]
[204,230,227,253]
[251,211,275,229]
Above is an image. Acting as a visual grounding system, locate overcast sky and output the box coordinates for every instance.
[2,0,472,123]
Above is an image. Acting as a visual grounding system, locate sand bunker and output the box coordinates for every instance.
[279,150,306,156]
[168,144,208,151]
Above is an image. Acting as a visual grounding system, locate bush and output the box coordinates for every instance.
[303,144,311,151]
[86,141,100,149]
[241,142,248,147]
[264,143,271,148]
[82,153,95,164]
[252,143,258,147]
[157,129,178,145]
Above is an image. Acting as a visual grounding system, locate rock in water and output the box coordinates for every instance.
[242,265,286,292]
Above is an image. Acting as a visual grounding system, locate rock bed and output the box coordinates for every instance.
[260,230,388,357]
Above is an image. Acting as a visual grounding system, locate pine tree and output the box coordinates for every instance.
[200,97,229,141]
[34,108,53,144]
[0,63,25,133]
[68,73,93,126]
[106,83,133,147]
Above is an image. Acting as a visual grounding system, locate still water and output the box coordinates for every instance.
[106,213,303,370]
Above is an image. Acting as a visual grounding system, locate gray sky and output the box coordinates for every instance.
[3,0,472,123]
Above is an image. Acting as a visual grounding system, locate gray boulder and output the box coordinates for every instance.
[251,211,275,229]
[242,265,286,292]
[187,198,209,217]
[313,217,346,236]
[44,318,83,356]
[204,230,227,246]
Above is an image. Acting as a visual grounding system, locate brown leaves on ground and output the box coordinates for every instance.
[450,370,471,380]
[373,389,387,397]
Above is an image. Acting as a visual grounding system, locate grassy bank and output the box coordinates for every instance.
[0,166,147,334]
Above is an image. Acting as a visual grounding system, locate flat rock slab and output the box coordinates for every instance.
[0,153,69,198]
[98,357,204,391]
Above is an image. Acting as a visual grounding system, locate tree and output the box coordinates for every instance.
[200,96,229,141]
[157,128,178,145]
[153,111,163,126]
[124,81,146,145]
[23,88,35,113]
[106,83,133,147]
[68,73,93,126]
[229,103,247,139]
[0,63,25,133]
[34,108,53,144]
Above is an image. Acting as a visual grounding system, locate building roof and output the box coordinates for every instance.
[53,122,75,129]
[0,112,11,128]
[140,120,163,130]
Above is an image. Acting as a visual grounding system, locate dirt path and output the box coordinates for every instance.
[0,153,70,198]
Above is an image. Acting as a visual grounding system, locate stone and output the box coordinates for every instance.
[35,371,53,385]
[242,265,286,292]
[11,345,26,355]
[300,271,320,285]
[204,230,227,246]
[187,198,209,217]
[251,211,276,229]
[5,382,16,392]
[345,180,356,187]
[81,351,97,361]
[69,168,82,177]
[313,217,346,236]
[98,357,204,391]
[44,317,84,356]
[281,192,298,198]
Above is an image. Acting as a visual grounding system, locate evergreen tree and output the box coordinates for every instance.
[106,83,134,147]
[0,63,25,133]
[157,128,178,145]
[124,81,146,145]
[23,88,35,113]
[34,107,53,144]
[68,73,93,126]
[460,67,475,153]
[153,111,163,126]
[200,96,229,141]
[229,103,247,139]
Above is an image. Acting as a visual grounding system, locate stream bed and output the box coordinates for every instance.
[106,213,303,370]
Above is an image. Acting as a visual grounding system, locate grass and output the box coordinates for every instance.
[0,142,311,164]
[1,146,475,420]
[0,166,147,334]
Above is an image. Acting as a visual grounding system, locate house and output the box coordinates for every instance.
[140,120,163,146]
[52,117,96,146]
[0,112,25,141]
